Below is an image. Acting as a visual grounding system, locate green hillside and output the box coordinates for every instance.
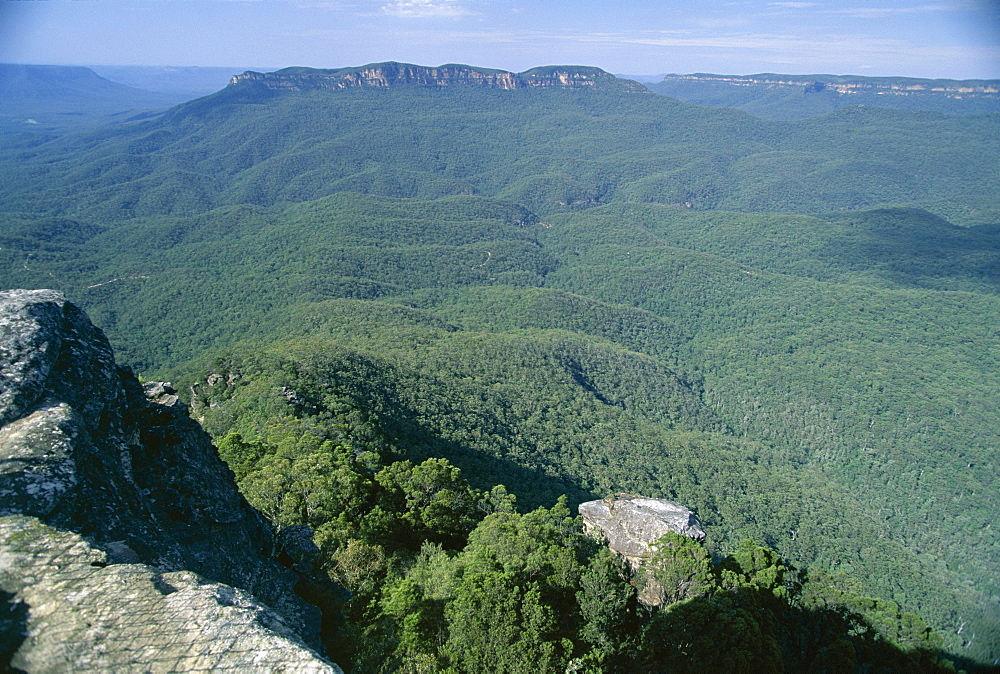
[2,77,998,223]
[0,64,997,669]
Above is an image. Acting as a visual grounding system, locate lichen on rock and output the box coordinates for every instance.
[0,289,342,672]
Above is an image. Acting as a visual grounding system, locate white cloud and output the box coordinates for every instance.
[825,3,952,18]
[768,2,819,7]
[380,0,472,18]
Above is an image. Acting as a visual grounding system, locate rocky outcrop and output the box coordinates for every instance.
[0,289,341,672]
[229,62,649,94]
[1,516,335,672]
[579,493,705,560]
[579,494,706,607]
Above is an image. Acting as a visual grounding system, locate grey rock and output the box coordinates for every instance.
[0,289,118,428]
[104,539,142,564]
[280,385,305,407]
[579,494,707,607]
[142,380,181,407]
[579,493,706,561]
[0,402,80,518]
[0,290,64,425]
[278,525,321,575]
[0,290,342,671]
[1,516,339,673]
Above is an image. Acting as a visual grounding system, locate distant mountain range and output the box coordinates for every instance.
[0,63,184,133]
[649,72,1000,119]
[89,64,253,97]
[4,63,998,134]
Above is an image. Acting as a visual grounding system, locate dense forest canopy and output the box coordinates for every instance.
[0,64,997,670]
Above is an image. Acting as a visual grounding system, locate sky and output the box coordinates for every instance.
[1,0,998,79]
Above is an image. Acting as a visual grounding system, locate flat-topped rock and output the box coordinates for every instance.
[228,62,650,94]
[579,493,705,561]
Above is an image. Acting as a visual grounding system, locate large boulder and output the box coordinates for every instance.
[0,289,342,672]
[579,493,706,561]
[579,494,707,606]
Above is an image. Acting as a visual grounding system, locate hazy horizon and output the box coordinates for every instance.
[5,61,1000,84]
[1,0,998,81]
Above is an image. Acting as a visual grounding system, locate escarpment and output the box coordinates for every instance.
[0,289,342,672]
[228,62,650,93]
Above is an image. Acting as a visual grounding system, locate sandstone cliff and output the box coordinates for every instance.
[659,73,1000,98]
[229,62,650,94]
[0,289,341,672]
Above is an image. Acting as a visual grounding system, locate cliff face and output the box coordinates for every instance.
[660,73,1000,98]
[0,290,341,672]
[229,62,649,93]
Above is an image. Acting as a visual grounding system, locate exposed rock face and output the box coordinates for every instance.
[1,517,336,672]
[0,289,341,672]
[659,73,1000,98]
[229,62,649,94]
[579,493,705,561]
[580,494,706,607]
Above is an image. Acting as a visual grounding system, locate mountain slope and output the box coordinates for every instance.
[1,64,997,224]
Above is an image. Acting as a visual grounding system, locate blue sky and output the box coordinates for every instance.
[1,0,998,78]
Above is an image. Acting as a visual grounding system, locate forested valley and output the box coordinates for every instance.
[1,64,997,671]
